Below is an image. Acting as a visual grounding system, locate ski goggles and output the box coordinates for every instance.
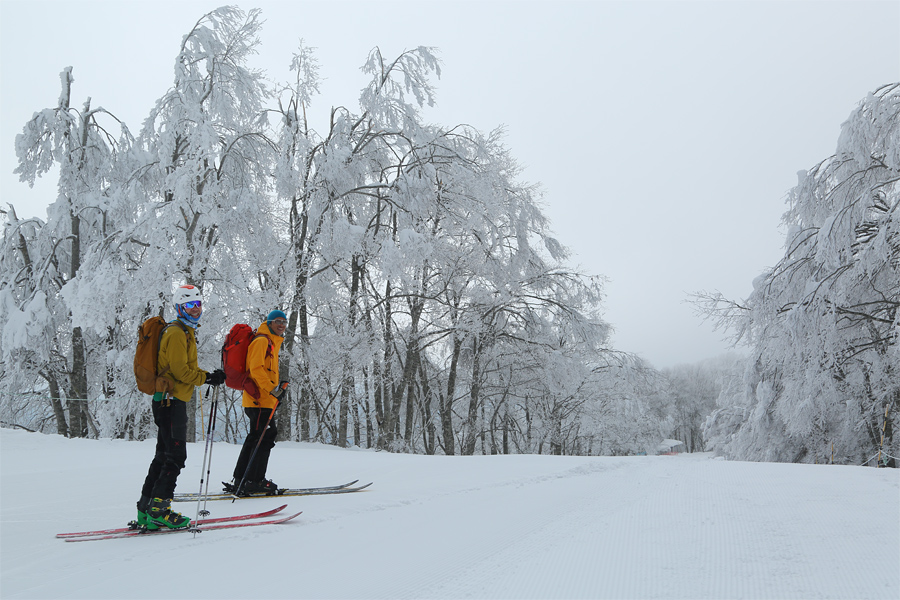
[181,300,202,310]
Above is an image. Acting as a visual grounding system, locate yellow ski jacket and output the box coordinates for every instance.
[158,321,208,402]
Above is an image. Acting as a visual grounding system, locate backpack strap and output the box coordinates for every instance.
[252,333,274,359]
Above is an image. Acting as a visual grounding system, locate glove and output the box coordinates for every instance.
[206,369,226,387]
[270,381,289,399]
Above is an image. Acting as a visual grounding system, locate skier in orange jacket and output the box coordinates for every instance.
[228,310,288,495]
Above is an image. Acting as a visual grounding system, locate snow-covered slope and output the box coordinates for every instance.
[1,428,897,599]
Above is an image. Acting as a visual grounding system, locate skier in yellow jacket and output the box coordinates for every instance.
[137,285,225,529]
[229,309,288,495]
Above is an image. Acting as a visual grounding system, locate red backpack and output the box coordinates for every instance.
[221,324,272,399]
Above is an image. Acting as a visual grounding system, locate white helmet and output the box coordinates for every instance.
[173,285,202,307]
[173,285,203,326]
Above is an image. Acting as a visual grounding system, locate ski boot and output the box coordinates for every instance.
[226,478,279,496]
[129,495,155,530]
[146,497,190,529]
[244,478,279,495]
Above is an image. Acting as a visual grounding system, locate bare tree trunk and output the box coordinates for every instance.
[297,300,312,442]
[371,308,386,447]
[363,365,374,448]
[382,281,397,448]
[363,298,384,443]
[338,255,363,447]
[275,345,293,441]
[418,360,435,455]
[288,191,314,442]
[549,402,562,456]
[396,292,425,447]
[68,325,89,438]
[463,335,481,456]
[46,375,68,437]
[353,392,362,448]
[440,334,461,456]
[105,324,117,399]
[338,372,352,447]
[275,392,293,442]
[502,398,509,455]
[489,402,499,455]
[66,205,90,438]
[403,354,418,443]
[480,399,487,456]
[525,396,533,453]
[881,396,896,468]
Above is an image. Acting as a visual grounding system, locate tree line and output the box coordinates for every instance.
[8,7,884,466]
[1,7,690,455]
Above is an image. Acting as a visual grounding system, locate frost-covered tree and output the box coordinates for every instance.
[50,7,282,440]
[5,66,131,437]
[698,84,899,466]
[126,7,279,437]
[0,207,69,434]
[130,6,277,294]
[2,6,671,456]
[2,7,284,440]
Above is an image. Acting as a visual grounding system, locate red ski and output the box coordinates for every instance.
[57,504,289,539]
[63,510,301,542]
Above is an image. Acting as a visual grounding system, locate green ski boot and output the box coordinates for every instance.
[133,495,158,530]
[147,497,190,529]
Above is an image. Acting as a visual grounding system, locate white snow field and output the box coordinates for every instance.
[1,427,897,600]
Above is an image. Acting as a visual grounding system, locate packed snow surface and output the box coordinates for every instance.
[1,428,897,599]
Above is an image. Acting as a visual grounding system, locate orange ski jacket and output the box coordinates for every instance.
[242,321,283,409]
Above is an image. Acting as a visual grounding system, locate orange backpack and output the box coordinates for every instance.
[133,317,185,395]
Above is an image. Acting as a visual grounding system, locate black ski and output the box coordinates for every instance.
[172,480,372,502]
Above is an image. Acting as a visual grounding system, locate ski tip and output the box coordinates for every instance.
[348,482,373,491]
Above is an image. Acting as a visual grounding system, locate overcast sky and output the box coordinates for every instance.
[2,0,898,369]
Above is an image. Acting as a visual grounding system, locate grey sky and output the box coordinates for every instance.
[2,0,898,368]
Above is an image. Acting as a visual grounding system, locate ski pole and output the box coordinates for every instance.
[200,387,221,517]
[199,388,205,441]
[233,397,280,500]
[193,386,218,532]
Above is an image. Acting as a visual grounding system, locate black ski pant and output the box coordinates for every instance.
[141,399,188,500]
[233,407,277,483]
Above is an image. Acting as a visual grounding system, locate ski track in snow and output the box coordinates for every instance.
[1,430,898,600]
[254,455,897,600]
[309,456,897,600]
